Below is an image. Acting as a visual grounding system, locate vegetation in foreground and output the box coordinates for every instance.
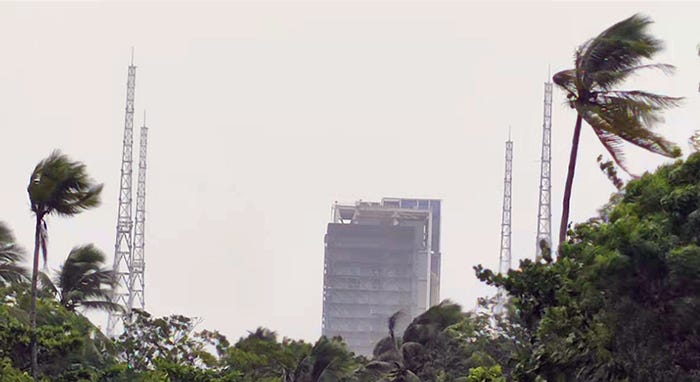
[2,151,700,381]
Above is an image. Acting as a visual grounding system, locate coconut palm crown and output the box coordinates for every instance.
[28,150,103,221]
[42,244,121,312]
[553,13,681,245]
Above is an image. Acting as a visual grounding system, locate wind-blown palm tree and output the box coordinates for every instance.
[41,244,121,313]
[553,14,681,245]
[0,222,27,285]
[281,336,361,382]
[367,301,463,381]
[27,151,102,380]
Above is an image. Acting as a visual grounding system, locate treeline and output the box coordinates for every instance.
[6,152,700,380]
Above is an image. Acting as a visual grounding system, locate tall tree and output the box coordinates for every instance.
[42,244,121,313]
[0,222,27,285]
[26,151,102,381]
[553,14,680,245]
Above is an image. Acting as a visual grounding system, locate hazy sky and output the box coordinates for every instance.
[1,2,698,342]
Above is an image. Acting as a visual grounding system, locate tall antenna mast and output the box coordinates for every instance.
[535,81,553,260]
[130,111,148,312]
[107,55,137,336]
[495,133,513,314]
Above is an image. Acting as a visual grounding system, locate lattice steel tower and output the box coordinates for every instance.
[130,113,148,312]
[107,56,137,336]
[535,81,553,260]
[495,134,513,314]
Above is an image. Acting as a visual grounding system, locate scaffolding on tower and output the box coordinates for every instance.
[535,81,553,260]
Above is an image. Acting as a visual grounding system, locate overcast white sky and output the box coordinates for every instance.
[1,2,698,342]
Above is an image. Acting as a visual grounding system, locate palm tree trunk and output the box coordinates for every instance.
[30,214,41,381]
[559,114,583,247]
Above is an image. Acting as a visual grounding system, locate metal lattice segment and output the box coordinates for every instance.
[129,121,147,311]
[495,138,513,315]
[535,82,553,260]
[107,63,136,337]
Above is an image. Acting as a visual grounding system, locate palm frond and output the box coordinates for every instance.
[364,360,395,373]
[0,223,23,262]
[59,245,107,290]
[0,222,27,284]
[0,244,23,265]
[387,311,404,343]
[553,69,578,98]
[590,126,631,174]
[0,264,28,284]
[55,244,118,312]
[0,222,14,244]
[79,300,124,313]
[577,95,681,171]
[590,63,675,90]
[577,14,662,87]
[601,90,682,111]
[38,271,58,297]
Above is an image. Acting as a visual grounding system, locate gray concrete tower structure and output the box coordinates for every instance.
[322,198,441,356]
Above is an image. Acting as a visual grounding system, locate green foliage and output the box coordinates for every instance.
[224,327,297,380]
[0,357,32,382]
[366,300,517,382]
[116,310,216,371]
[478,153,700,381]
[466,365,505,382]
[222,327,362,382]
[0,286,114,381]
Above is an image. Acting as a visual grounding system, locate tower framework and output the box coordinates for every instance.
[535,82,553,259]
[107,60,136,336]
[495,137,513,314]
[129,116,148,312]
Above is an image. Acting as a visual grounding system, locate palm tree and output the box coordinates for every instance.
[367,301,463,381]
[281,336,361,382]
[27,150,102,380]
[0,222,27,285]
[308,336,359,382]
[40,244,121,312]
[553,14,681,246]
